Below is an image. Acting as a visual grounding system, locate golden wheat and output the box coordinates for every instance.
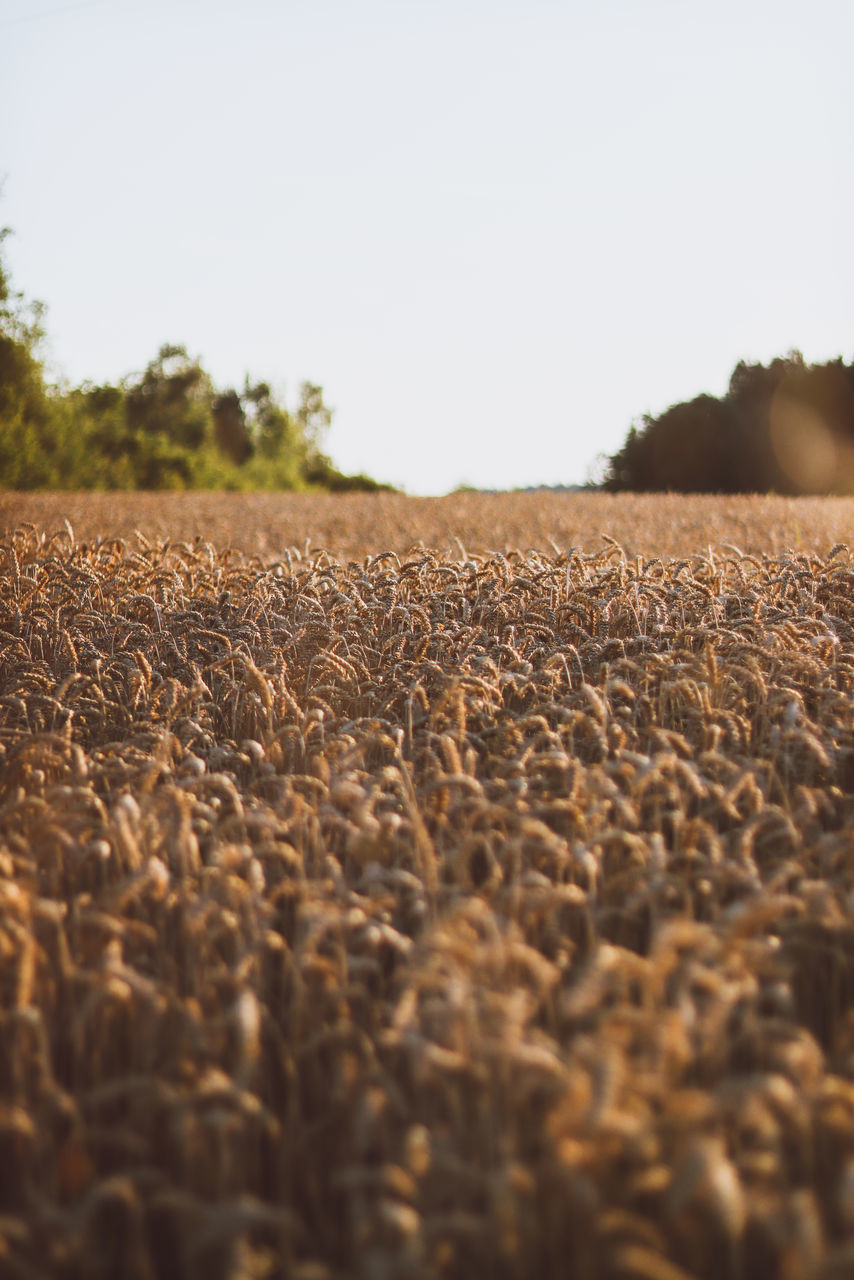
[2,488,854,560]
[3,506,854,1277]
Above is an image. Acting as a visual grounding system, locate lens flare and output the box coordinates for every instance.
[768,394,854,493]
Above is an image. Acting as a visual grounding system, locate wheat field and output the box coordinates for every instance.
[3,493,854,1278]
[4,489,854,560]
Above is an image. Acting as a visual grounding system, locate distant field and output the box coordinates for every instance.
[5,488,854,558]
[4,498,854,1277]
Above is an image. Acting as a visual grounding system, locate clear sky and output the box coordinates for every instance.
[1,0,852,494]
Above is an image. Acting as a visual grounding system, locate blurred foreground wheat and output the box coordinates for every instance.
[3,517,854,1277]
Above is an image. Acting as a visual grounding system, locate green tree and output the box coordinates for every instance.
[0,227,68,488]
[295,381,333,460]
[0,226,390,492]
[212,389,253,465]
[125,344,211,450]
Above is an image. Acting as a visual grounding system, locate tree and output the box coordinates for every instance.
[0,225,390,492]
[212,389,253,465]
[295,381,333,460]
[604,396,736,493]
[124,344,211,450]
[0,227,67,488]
[603,352,854,494]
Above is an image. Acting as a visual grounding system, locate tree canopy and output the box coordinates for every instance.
[0,231,390,493]
[603,353,854,494]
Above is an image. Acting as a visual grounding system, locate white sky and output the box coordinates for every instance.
[1,0,852,494]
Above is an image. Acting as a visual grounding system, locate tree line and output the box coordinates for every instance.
[603,352,854,494]
[0,228,389,492]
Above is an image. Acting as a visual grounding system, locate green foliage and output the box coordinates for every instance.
[124,344,211,452]
[212,389,251,466]
[303,455,395,493]
[0,228,67,488]
[0,231,390,493]
[603,352,854,494]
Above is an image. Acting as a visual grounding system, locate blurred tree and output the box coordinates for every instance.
[0,226,66,487]
[0,225,389,492]
[295,381,333,459]
[244,380,291,459]
[212,389,253,465]
[124,344,211,451]
[604,352,854,494]
[605,396,736,492]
